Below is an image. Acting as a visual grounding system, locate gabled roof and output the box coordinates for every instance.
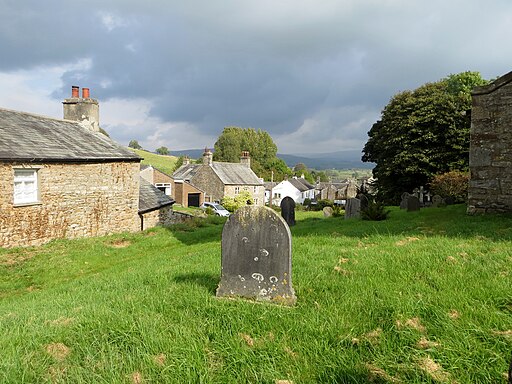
[173,162,263,185]
[0,108,140,162]
[288,177,315,192]
[138,178,175,214]
[211,162,262,185]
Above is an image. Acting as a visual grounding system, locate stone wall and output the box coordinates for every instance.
[190,165,224,203]
[0,161,140,248]
[140,206,174,230]
[468,71,512,214]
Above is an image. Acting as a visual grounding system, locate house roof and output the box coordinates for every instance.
[138,178,175,214]
[0,108,140,162]
[288,177,315,192]
[173,162,263,185]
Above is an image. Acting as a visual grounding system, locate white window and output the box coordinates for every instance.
[235,187,240,194]
[14,169,39,205]
[155,183,172,196]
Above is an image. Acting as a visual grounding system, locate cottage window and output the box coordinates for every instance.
[253,186,257,193]
[235,187,240,194]
[14,169,39,205]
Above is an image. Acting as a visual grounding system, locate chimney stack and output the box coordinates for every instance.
[240,150,251,168]
[63,86,100,132]
[202,147,213,166]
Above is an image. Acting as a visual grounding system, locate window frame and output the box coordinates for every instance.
[13,168,41,206]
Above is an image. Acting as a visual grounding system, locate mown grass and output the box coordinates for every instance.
[1,205,511,383]
[129,148,179,175]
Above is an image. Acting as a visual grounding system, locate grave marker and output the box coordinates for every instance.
[217,206,296,305]
[406,195,421,212]
[323,206,333,217]
[280,196,296,226]
[345,198,361,219]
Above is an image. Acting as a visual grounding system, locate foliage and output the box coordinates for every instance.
[214,126,290,180]
[221,190,254,212]
[293,163,315,183]
[430,171,469,203]
[172,155,184,172]
[156,146,170,155]
[1,206,511,382]
[362,71,489,204]
[331,205,344,217]
[361,199,391,221]
[128,139,142,149]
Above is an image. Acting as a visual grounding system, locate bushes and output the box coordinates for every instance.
[361,200,391,221]
[221,190,254,212]
[430,171,469,203]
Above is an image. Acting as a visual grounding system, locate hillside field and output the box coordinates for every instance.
[129,148,179,175]
[1,206,511,383]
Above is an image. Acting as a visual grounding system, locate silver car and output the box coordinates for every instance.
[200,202,230,217]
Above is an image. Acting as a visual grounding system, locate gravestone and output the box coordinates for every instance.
[323,206,333,217]
[357,193,369,211]
[400,193,410,210]
[432,194,443,208]
[406,195,421,212]
[345,198,361,219]
[280,196,296,226]
[217,206,296,306]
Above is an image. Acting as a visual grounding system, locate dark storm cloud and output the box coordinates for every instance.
[1,0,512,153]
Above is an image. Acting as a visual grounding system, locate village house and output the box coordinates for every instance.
[173,149,265,206]
[140,164,205,207]
[269,176,316,206]
[0,86,172,248]
[469,70,512,214]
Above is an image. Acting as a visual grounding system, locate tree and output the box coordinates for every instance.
[128,140,142,150]
[214,127,291,181]
[156,146,169,155]
[362,71,488,204]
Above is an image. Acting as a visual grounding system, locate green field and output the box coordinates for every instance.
[129,148,179,175]
[1,206,511,383]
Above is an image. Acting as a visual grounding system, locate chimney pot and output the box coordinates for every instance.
[82,88,90,99]
[71,86,79,98]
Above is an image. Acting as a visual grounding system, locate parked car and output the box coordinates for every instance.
[200,202,230,217]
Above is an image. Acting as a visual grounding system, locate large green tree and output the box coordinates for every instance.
[214,127,290,180]
[362,71,488,204]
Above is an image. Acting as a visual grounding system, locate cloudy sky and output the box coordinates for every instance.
[1,1,511,155]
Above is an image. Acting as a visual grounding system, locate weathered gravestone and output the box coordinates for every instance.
[345,198,361,219]
[400,193,410,210]
[280,196,296,226]
[432,194,443,208]
[406,195,421,212]
[356,193,369,211]
[323,206,333,217]
[217,206,296,305]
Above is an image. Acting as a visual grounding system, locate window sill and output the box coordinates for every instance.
[13,202,42,208]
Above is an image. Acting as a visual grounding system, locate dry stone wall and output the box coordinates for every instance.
[469,71,512,214]
[0,161,140,248]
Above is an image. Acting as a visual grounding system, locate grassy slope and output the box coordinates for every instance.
[0,206,511,383]
[130,148,179,175]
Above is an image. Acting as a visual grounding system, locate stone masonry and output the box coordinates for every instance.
[468,70,512,214]
[0,162,140,248]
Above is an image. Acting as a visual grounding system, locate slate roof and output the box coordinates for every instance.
[288,177,315,192]
[173,162,263,185]
[138,178,175,214]
[0,108,140,162]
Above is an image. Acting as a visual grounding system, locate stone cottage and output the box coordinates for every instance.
[140,164,205,207]
[0,86,168,248]
[138,178,175,230]
[173,149,265,206]
[468,70,512,214]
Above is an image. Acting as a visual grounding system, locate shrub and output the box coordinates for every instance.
[361,200,390,221]
[332,205,345,217]
[430,171,469,203]
[221,190,254,212]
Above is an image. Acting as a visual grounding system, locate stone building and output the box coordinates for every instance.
[140,164,205,207]
[468,70,512,214]
[138,178,175,230]
[173,149,265,206]
[0,86,170,248]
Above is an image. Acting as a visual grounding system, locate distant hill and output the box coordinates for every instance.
[170,148,374,170]
[129,148,179,175]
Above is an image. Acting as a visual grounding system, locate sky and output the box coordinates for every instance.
[1,1,511,155]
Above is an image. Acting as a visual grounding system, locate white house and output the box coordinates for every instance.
[268,176,316,206]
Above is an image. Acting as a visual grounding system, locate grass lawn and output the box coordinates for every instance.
[129,148,179,175]
[1,205,511,383]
